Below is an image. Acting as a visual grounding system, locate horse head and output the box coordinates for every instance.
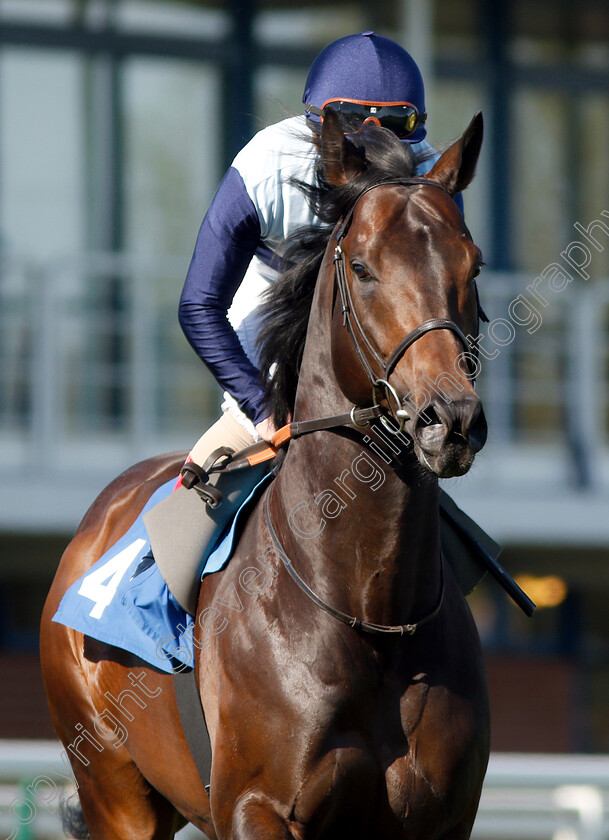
[320,108,487,478]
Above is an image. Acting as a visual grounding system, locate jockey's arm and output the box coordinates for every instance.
[178,166,270,428]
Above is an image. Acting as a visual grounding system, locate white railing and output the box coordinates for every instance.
[1,742,608,840]
[2,254,608,461]
[1,252,609,534]
[0,251,219,466]
[474,753,609,840]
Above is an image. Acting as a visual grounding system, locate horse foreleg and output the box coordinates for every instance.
[439,795,483,840]
[231,795,300,840]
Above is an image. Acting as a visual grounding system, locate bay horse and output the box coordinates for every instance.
[41,109,490,840]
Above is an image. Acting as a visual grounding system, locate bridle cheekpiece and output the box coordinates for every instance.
[332,178,476,433]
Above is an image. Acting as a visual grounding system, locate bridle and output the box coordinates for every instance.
[333,177,476,434]
[262,178,484,637]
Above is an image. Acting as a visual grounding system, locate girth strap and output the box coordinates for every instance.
[173,668,212,790]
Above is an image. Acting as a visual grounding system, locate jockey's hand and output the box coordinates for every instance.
[255,416,279,443]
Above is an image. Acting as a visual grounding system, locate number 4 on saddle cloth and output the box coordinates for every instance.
[53,445,272,674]
[53,439,534,675]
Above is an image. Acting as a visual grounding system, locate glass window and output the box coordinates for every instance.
[255,66,305,130]
[472,278,570,446]
[56,256,219,438]
[603,307,609,443]
[512,0,566,65]
[0,48,85,446]
[512,1,609,67]
[0,258,33,437]
[0,0,74,25]
[511,299,568,443]
[255,8,364,48]
[434,0,482,61]
[122,58,223,434]
[579,94,609,280]
[0,48,85,260]
[512,89,569,272]
[123,57,221,257]
[117,0,229,39]
[575,3,609,70]
[509,86,609,445]
[430,80,489,257]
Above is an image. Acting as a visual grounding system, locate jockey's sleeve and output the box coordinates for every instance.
[178,166,269,425]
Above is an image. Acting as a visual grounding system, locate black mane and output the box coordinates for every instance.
[257,120,433,427]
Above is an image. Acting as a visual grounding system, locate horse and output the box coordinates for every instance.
[41,108,490,840]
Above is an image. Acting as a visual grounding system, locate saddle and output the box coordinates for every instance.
[143,441,274,616]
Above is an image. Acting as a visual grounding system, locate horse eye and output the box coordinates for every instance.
[351,262,373,281]
[471,261,485,280]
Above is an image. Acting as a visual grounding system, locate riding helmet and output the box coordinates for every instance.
[303,31,427,143]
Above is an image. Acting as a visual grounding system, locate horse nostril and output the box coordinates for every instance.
[450,397,487,452]
[466,402,488,452]
[414,398,486,455]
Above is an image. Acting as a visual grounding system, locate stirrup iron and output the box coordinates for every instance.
[180,447,235,508]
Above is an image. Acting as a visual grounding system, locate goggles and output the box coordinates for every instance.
[311,98,426,139]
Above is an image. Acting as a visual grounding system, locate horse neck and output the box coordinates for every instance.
[273,251,442,629]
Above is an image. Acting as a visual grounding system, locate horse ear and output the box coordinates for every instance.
[320,107,367,186]
[425,111,483,196]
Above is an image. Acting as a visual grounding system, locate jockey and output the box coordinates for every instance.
[178,31,444,464]
[146,31,483,617]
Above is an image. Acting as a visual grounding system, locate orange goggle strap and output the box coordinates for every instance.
[321,96,421,110]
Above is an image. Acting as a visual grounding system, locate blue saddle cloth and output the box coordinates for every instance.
[53,474,271,673]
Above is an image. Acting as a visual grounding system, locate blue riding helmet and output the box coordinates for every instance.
[303,31,427,143]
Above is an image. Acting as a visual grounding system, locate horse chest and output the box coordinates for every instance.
[203,541,487,837]
[282,668,480,836]
[293,725,475,839]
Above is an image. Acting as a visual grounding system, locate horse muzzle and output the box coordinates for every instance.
[406,393,487,478]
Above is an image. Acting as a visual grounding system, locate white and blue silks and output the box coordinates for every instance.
[178,115,445,436]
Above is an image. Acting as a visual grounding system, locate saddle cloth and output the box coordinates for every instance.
[52,474,271,674]
[53,465,501,674]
